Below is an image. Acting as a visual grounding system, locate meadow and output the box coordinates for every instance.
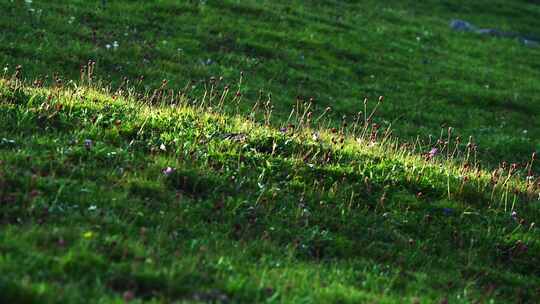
[1,0,540,303]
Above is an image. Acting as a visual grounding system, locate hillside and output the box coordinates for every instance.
[2,1,540,303]
[1,0,540,164]
[1,76,540,303]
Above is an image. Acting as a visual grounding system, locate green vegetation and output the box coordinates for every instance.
[1,74,539,303]
[2,0,539,164]
[1,0,540,303]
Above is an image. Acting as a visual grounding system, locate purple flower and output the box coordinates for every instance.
[162,166,175,176]
[428,147,439,159]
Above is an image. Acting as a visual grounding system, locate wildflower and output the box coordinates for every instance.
[29,189,40,198]
[511,211,518,220]
[88,205,97,211]
[105,44,111,49]
[84,139,93,150]
[113,41,119,49]
[427,147,439,159]
[123,291,135,302]
[162,166,175,176]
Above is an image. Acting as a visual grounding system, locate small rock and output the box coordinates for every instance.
[476,28,506,37]
[450,19,539,48]
[521,38,540,48]
[450,19,477,32]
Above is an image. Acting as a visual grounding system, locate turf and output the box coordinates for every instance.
[1,1,540,303]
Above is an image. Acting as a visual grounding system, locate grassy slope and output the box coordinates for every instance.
[1,0,540,164]
[2,0,540,303]
[1,78,540,303]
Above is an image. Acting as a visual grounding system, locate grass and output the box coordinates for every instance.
[2,0,540,303]
[1,0,539,165]
[1,75,539,303]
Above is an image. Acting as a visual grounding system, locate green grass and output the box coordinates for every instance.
[2,1,540,303]
[1,0,539,164]
[1,76,539,303]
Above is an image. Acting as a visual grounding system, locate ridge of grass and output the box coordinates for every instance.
[1,77,540,303]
